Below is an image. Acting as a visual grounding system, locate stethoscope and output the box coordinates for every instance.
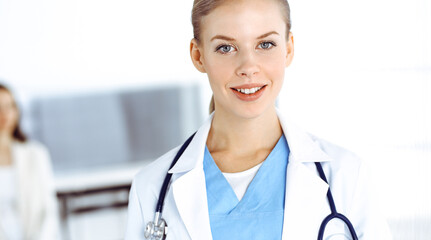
[145,133,359,240]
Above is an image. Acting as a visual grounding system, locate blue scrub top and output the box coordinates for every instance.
[203,134,290,240]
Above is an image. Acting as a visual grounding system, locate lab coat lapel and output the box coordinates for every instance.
[12,142,41,240]
[170,114,213,240]
[171,168,212,240]
[281,159,329,239]
[277,110,332,239]
[11,143,29,231]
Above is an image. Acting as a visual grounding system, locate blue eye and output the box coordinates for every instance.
[216,44,234,54]
[259,41,276,49]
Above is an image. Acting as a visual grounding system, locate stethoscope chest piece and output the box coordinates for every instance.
[145,213,167,240]
[144,133,196,240]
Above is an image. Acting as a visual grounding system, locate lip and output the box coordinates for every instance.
[230,83,267,89]
[230,85,267,102]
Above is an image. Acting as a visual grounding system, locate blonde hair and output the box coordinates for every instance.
[191,0,292,113]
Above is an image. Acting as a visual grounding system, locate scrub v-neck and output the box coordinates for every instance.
[203,134,290,240]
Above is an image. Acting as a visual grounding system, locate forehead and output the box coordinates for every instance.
[200,0,286,40]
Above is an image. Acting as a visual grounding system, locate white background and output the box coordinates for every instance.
[0,0,430,239]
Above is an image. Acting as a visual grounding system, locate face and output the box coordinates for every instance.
[0,90,19,136]
[191,0,294,119]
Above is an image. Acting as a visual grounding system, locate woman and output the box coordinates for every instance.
[0,84,59,240]
[126,0,392,239]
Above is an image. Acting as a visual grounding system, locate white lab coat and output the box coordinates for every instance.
[0,141,60,240]
[125,111,392,240]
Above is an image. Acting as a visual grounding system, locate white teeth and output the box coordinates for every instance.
[236,86,263,94]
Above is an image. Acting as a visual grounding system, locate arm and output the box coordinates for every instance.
[349,161,392,240]
[35,144,61,240]
[125,180,145,240]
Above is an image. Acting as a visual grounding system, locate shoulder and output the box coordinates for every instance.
[309,134,362,171]
[306,133,367,208]
[304,133,364,199]
[13,140,50,157]
[13,140,51,169]
[312,135,358,160]
[278,111,361,172]
[128,145,182,223]
[12,141,55,187]
[306,136,391,238]
[132,145,181,192]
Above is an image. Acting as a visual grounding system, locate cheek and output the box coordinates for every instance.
[262,52,286,82]
[8,109,18,124]
[205,57,234,86]
[0,110,18,131]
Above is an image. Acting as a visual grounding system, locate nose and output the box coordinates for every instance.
[235,51,260,78]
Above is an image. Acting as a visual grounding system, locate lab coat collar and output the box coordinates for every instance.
[276,109,332,163]
[169,109,331,174]
[168,112,214,174]
[169,109,332,239]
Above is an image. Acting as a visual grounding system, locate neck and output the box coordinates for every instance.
[207,106,282,157]
[0,132,13,166]
[0,132,12,147]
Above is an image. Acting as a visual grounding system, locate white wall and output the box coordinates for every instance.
[282,1,431,239]
[1,0,430,239]
[0,0,208,96]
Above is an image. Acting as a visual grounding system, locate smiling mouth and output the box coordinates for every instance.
[231,85,267,95]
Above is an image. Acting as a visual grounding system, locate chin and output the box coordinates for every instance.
[229,102,275,120]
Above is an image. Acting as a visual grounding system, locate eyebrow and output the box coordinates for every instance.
[257,31,279,39]
[210,31,280,42]
[210,35,235,42]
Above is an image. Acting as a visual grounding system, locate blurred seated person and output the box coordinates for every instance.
[0,84,59,240]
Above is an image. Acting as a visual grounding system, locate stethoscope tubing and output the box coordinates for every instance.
[156,132,196,213]
[315,162,359,240]
[318,212,358,240]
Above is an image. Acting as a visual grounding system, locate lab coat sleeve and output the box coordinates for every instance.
[125,180,145,240]
[33,143,61,240]
[349,161,392,240]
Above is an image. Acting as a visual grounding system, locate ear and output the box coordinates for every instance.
[285,32,294,67]
[190,38,206,73]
